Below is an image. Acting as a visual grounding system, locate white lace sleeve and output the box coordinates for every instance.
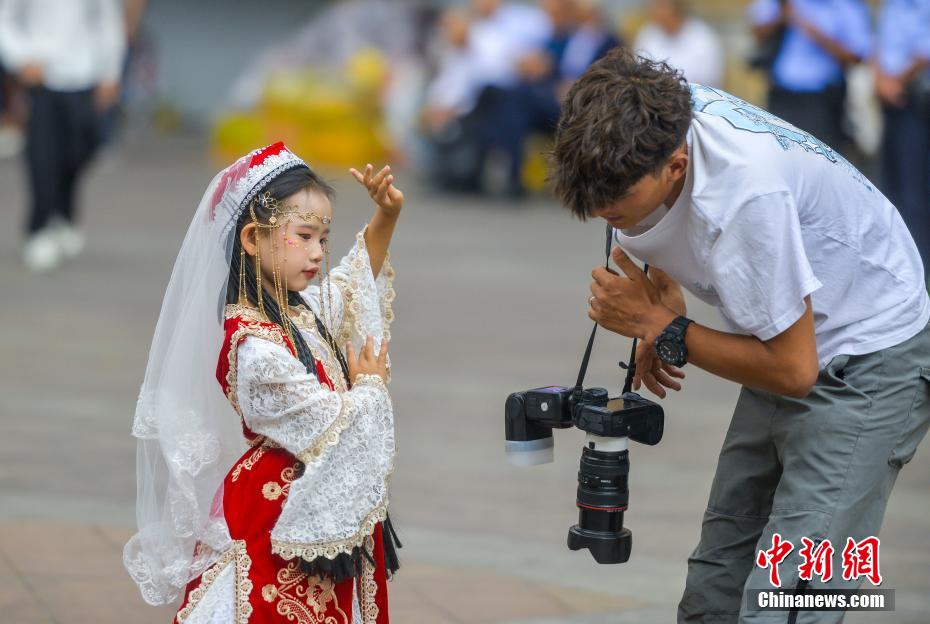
[235,336,390,463]
[301,227,396,350]
[235,335,395,563]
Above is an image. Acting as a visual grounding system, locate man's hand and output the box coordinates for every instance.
[632,339,686,398]
[589,246,678,342]
[350,163,404,218]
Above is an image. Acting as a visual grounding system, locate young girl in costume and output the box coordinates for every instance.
[124,142,403,624]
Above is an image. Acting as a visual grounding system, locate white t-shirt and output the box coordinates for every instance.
[634,18,725,88]
[615,84,930,367]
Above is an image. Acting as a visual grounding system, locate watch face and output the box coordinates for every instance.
[657,340,684,364]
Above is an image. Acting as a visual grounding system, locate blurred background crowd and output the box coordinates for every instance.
[0,0,927,278]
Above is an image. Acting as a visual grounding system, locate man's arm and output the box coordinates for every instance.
[590,249,820,399]
[649,267,687,317]
[666,296,819,398]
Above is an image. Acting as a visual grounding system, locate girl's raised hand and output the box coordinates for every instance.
[350,164,404,217]
[346,336,389,384]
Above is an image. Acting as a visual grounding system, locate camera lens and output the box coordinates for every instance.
[567,443,633,563]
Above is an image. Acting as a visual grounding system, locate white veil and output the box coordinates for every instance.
[123,144,309,605]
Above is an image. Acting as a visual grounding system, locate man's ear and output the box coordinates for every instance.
[240,223,258,257]
[667,145,689,183]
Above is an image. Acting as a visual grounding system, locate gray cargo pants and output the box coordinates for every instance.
[678,322,930,623]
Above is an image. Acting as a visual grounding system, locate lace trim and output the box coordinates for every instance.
[231,302,348,393]
[291,375,388,466]
[359,533,379,624]
[353,375,386,392]
[270,504,388,563]
[379,254,396,342]
[291,306,349,393]
[295,394,354,465]
[224,310,288,419]
[176,540,253,624]
[338,229,396,346]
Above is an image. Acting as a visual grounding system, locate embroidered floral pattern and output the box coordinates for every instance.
[265,561,350,624]
[232,445,267,482]
[262,465,299,501]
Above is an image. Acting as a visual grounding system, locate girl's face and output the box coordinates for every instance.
[243,188,334,298]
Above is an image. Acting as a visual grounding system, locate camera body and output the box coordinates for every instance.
[505,386,664,563]
[504,386,607,465]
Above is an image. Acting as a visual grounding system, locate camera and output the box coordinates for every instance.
[505,387,664,564]
[505,224,665,564]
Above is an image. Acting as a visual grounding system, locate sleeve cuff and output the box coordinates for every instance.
[353,374,387,391]
[752,276,822,341]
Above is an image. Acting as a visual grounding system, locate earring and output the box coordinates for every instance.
[255,235,266,320]
[238,247,246,306]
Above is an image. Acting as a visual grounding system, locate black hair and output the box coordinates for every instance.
[226,166,336,375]
[552,48,693,219]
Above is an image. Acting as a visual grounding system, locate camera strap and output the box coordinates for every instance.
[572,224,649,399]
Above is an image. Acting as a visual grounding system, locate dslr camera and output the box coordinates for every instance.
[503,226,666,564]
[504,385,663,564]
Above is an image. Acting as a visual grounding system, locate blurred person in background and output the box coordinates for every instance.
[0,0,126,273]
[421,0,552,191]
[748,0,871,154]
[634,0,724,88]
[483,0,621,196]
[423,8,475,134]
[469,0,554,88]
[875,0,930,286]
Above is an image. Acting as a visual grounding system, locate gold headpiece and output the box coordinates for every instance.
[250,192,332,228]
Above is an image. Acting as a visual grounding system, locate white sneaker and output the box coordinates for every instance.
[54,222,85,259]
[23,229,62,273]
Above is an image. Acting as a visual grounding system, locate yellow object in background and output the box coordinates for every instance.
[211,50,391,168]
[522,136,552,194]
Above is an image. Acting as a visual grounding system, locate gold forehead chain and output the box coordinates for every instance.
[251,192,332,227]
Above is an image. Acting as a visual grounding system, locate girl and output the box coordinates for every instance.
[124,142,403,624]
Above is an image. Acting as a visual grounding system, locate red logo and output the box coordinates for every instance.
[798,537,834,583]
[841,536,882,585]
[756,533,794,587]
[756,535,883,587]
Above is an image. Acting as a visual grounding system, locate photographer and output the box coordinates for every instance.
[552,48,930,622]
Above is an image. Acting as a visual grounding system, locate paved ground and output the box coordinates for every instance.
[0,135,927,623]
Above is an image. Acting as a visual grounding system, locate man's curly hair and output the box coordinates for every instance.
[552,48,693,219]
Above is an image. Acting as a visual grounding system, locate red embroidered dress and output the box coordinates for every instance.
[173,230,397,624]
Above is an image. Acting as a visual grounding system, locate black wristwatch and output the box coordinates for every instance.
[655,316,693,367]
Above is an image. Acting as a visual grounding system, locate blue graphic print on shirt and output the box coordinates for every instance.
[689,84,873,191]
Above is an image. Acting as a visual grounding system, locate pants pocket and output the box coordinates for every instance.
[888,367,930,468]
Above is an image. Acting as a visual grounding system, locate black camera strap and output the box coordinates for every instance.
[572,224,649,400]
